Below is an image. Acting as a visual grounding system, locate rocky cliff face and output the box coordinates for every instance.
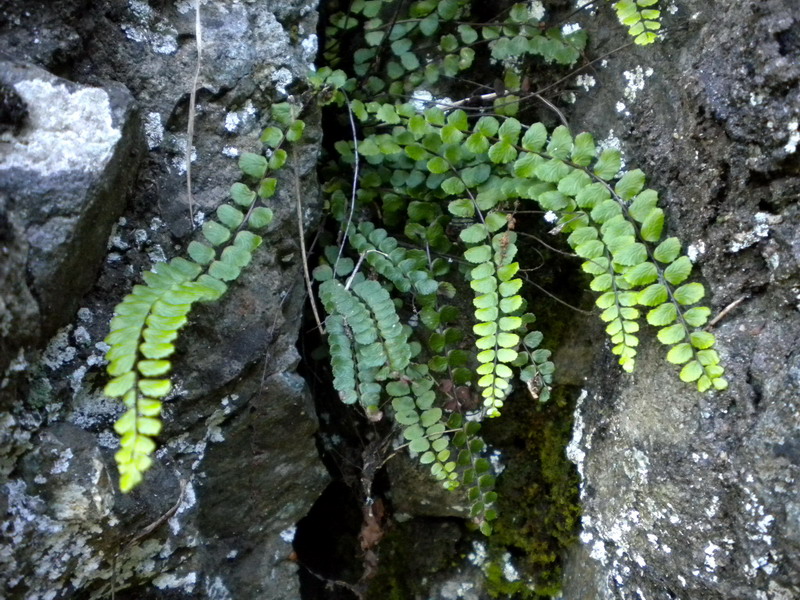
[561,1,800,598]
[0,1,328,598]
[1,0,798,599]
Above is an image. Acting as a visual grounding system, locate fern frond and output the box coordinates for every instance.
[518,124,727,391]
[103,106,307,491]
[611,0,661,45]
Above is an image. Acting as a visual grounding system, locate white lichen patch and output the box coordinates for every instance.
[152,571,198,591]
[122,0,178,55]
[127,0,153,21]
[73,326,91,347]
[529,1,546,20]
[566,389,589,491]
[596,130,625,171]
[108,234,130,251]
[301,34,318,66]
[133,228,148,246]
[622,66,654,103]
[50,448,73,474]
[144,112,164,149]
[784,120,799,154]
[166,135,197,176]
[42,327,77,370]
[704,542,721,570]
[148,245,167,264]
[575,74,596,92]
[206,575,233,600]
[67,391,123,431]
[468,540,487,566]
[96,431,118,449]
[193,209,207,228]
[728,212,780,253]
[440,580,478,600]
[590,538,608,562]
[4,349,28,375]
[501,552,520,582]
[272,67,294,97]
[1,475,116,596]
[168,480,197,536]
[687,240,706,262]
[279,526,296,543]
[1,80,121,174]
[223,100,258,133]
[488,449,506,475]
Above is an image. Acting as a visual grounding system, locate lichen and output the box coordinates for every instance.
[0,79,121,174]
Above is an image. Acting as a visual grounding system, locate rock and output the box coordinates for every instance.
[0,59,142,377]
[0,0,327,598]
[561,1,800,598]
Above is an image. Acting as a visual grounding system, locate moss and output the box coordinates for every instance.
[482,385,582,598]
[365,519,466,599]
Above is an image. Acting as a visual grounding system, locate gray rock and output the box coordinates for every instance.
[0,60,142,377]
[0,0,326,598]
[562,1,800,598]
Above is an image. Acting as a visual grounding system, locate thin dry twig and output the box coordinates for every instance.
[126,479,188,548]
[185,0,203,227]
[260,289,292,389]
[516,230,579,258]
[293,147,326,335]
[334,93,361,275]
[706,294,748,330]
[519,272,594,315]
[533,93,569,129]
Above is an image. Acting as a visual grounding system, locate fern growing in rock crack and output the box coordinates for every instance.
[102,103,305,492]
[313,213,500,533]
[312,0,723,533]
[98,0,695,542]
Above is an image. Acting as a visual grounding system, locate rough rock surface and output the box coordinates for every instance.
[0,1,327,599]
[0,59,141,375]
[561,1,800,598]
[1,0,799,598]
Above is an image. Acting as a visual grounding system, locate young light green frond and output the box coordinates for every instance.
[104,113,294,491]
[611,0,662,45]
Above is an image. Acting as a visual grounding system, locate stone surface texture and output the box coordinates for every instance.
[561,1,800,599]
[1,0,799,599]
[0,59,141,375]
[0,1,327,599]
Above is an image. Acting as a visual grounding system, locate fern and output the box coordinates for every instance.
[338,99,727,391]
[323,0,587,115]
[611,0,662,45]
[102,104,308,492]
[98,0,707,550]
[312,0,723,528]
[313,223,500,531]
